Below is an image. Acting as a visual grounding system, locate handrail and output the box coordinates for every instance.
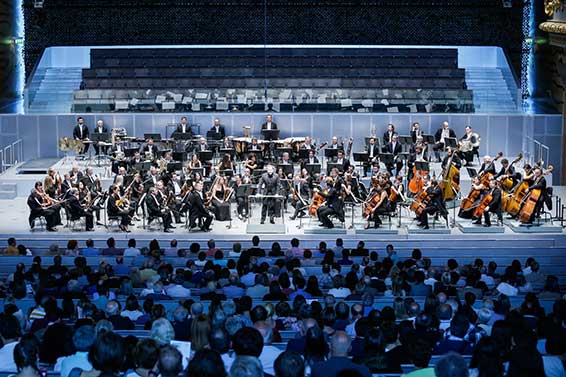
[524,135,550,168]
[0,138,23,174]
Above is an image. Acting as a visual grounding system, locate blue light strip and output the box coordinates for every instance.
[15,0,24,113]
[521,0,534,100]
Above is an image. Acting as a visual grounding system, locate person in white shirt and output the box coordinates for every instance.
[123,238,141,257]
[0,314,22,372]
[55,325,95,377]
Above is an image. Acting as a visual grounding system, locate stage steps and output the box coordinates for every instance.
[27,67,83,113]
[465,67,519,113]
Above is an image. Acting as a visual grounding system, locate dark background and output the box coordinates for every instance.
[22,0,525,79]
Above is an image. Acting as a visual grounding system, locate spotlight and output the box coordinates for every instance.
[34,0,44,8]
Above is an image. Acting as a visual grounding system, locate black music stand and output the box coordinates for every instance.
[415,161,429,172]
[261,129,280,141]
[445,137,458,149]
[379,152,394,166]
[423,134,435,144]
[125,148,138,158]
[144,133,161,141]
[91,133,110,143]
[327,162,342,175]
[132,162,152,173]
[172,152,186,162]
[306,163,321,177]
[167,162,182,172]
[275,147,293,158]
[277,164,294,177]
[158,149,172,158]
[171,132,193,140]
[466,168,478,178]
[297,149,311,160]
[253,169,266,178]
[189,167,205,178]
[219,169,234,178]
[324,148,338,161]
[398,135,413,145]
[353,152,369,176]
[198,150,213,162]
[219,148,236,158]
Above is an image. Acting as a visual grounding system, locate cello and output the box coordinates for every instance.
[499,153,523,191]
[408,157,428,194]
[409,186,432,216]
[518,165,553,223]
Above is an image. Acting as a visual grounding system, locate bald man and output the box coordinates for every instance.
[311,331,371,377]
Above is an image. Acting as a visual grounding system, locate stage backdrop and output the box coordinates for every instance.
[0,112,561,181]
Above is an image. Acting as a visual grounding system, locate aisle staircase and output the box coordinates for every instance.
[465,67,520,113]
[27,67,83,113]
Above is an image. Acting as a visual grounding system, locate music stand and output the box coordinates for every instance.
[277,164,294,177]
[133,162,152,172]
[353,152,369,163]
[261,129,280,141]
[445,137,458,149]
[189,167,204,177]
[423,134,436,144]
[158,148,172,158]
[327,162,342,175]
[91,133,111,143]
[125,148,138,158]
[172,152,186,162]
[198,150,213,162]
[415,161,430,172]
[171,131,193,140]
[167,162,182,172]
[253,169,266,178]
[219,169,234,178]
[398,135,413,145]
[379,153,394,166]
[466,168,478,178]
[219,148,236,158]
[324,148,338,160]
[144,133,162,141]
[306,163,321,176]
[297,149,311,160]
[275,147,293,158]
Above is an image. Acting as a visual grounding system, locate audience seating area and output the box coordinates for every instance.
[72,48,475,113]
[0,236,564,377]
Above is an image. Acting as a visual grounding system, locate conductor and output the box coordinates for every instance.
[258,164,280,224]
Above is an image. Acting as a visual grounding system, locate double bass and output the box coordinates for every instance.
[439,149,460,201]
[460,152,502,212]
[518,165,553,223]
[499,153,523,191]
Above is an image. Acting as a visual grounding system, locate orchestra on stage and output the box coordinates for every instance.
[29,115,554,232]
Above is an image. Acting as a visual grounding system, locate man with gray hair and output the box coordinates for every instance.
[476,308,493,335]
[191,301,204,317]
[55,325,96,377]
[434,352,469,377]
[157,345,183,377]
[172,306,191,341]
[105,300,134,330]
[229,355,264,377]
[254,321,282,375]
[311,331,371,377]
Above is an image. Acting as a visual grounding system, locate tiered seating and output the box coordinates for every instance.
[73,47,475,112]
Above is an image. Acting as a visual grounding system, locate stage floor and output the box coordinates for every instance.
[0,156,564,238]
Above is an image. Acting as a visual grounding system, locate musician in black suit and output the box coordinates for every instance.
[494,158,516,188]
[176,116,193,136]
[189,181,213,231]
[410,122,423,143]
[383,123,397,145]
[290,174,311,220]
[72,117,90,154]
[194,137,209,154]
[301,137,316,150]
[478,155,497,176]
[209,118,226,140]
[384,134,403,175]
[301,149,320,170]
[329,136,343,151]
[417,177,447,229]
[27,182,60,231]
[258,164,280,224]
[67,188,94,231]
[92,120,109,155]
[433,121,457,161]
[141,138,159,159]
[107,185,132,232]
[472,179,503,227]
[260,114,278,130]
[316,177,345,229]
[520,167,548,224]
[145,187,174,232]
[334,150,350,173]
[363,137,380,176]
[145,166,161,190]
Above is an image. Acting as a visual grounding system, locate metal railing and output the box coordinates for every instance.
[0,139,23,174]
[524,135,550,168]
